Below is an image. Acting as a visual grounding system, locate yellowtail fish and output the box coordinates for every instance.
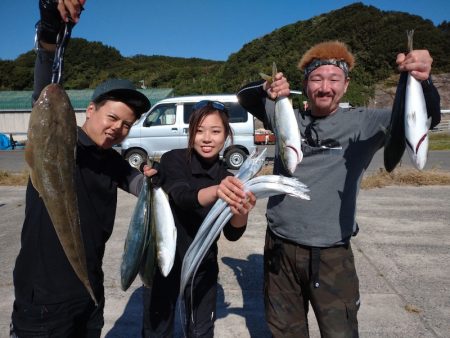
[121,177,151,291]
[25,83,97,305]
[260,62,302,175]
[404,30,430,170]
[152,186,177,277]
[139,179,156,287]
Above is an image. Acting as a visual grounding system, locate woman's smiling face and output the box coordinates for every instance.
[193,111,226,161]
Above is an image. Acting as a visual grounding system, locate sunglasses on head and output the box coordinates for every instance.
[193,100,227,114]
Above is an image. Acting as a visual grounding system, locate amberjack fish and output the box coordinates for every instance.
[25,83,97,304]
[152,186,177,277]
[260,62,302,174]
[139,180,156,288]
[404,30,430,170]
[121,177,151,291]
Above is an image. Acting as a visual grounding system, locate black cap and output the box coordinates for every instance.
[91,79,151,117]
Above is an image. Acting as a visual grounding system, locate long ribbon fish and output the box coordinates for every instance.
[179,149,266,298]
[180,174,310,323]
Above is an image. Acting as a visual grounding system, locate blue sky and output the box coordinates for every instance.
[0,0,448,61]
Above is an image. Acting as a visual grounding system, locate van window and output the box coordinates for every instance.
[143,104,177,127]
[183,102,248,124]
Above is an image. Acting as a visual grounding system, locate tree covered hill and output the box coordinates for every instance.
[217,2,450,106]
[1,3,449,106]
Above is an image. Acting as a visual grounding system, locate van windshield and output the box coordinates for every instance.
[183,102,248,124]
[143,103,176,127]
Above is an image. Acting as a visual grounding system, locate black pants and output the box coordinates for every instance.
[264,229,360,338]
[142,255,219,338]
[10,296,104,338]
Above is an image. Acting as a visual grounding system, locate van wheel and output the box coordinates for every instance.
[125,149,147,170]
[225,148,247,170]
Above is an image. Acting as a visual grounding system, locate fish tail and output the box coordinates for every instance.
[407,30,414,52]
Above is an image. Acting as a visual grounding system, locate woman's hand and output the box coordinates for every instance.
[217,176,245,206]
[217,176,256,215]
[230,191,256,216]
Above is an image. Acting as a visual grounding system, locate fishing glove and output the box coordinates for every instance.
[36,0,63,44]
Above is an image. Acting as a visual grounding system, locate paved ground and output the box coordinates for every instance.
[1,183,449,337]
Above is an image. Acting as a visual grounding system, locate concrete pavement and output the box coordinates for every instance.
[1,184,449,337]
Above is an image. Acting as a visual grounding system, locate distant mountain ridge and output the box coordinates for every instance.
[1,2,449,106]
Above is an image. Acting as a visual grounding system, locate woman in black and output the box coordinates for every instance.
[142,101,256,337]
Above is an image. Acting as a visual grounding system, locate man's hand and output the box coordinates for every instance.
[142,165,157,178]
[396,50,433,82]
[57,0,86,23]
[264,72,290,99]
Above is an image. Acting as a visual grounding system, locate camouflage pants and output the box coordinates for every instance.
[264,229,360,338]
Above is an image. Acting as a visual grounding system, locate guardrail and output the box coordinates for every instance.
[433,120,450,132]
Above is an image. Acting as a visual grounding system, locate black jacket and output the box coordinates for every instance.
[159,148,246,261]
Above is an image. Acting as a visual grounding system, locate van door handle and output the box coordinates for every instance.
[171,128,178,131]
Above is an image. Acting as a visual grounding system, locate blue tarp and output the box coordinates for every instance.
[0,133,23,150]
[0,133,12,150]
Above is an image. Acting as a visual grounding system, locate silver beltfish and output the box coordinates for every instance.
[179,149,266,296]
[180,173,310,301]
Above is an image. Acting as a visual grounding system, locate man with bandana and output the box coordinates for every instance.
[237,41,441,337]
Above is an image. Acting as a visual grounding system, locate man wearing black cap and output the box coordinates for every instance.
[10,2,156,337]
[237,41,441,337]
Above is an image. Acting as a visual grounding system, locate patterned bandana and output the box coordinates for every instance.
[304,59,350,78]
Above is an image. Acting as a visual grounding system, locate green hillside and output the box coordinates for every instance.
[1,2,449,106]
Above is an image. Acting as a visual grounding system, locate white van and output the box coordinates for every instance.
[121,94,256,170]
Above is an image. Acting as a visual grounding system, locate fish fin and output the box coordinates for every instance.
[426,116,432,129]
[272,62,277,79]
[259,72,272,82]
[24,142,34,169]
